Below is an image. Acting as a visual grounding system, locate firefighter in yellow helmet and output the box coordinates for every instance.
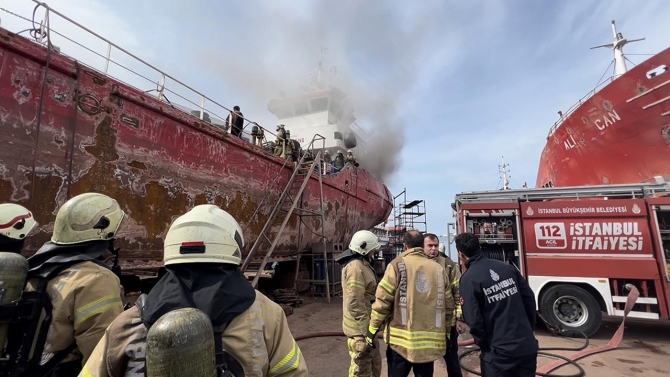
[0,203,38,253]
[24,193,125,375]
[366,230,452,376]
[335,230,383,377]
[80,204,308,377]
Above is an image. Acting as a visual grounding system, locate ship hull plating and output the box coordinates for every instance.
[537,47,670,188]
[0,29,393,268]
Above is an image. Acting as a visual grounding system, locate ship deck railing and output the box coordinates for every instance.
[1,0,286,145]
[546,75,617,139]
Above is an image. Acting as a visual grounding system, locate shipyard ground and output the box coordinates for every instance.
[288,296,670,377]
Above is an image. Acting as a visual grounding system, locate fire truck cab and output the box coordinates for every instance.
[452,182,670,337]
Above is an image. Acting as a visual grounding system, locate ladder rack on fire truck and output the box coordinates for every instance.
[454,182,670,207]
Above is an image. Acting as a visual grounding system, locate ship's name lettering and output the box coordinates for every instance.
[594,109,621,131]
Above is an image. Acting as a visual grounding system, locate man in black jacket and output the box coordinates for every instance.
[455,232,538,377]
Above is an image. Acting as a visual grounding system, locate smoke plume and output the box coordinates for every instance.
[193,0,451,184]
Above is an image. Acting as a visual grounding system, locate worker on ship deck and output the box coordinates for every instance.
[251,123,265,147]
[226,105,245,139]
[334,150,345,172]
[336,230,383,377]
[346,150,358,167]
[456,232,538,377]
[0,203,38,254]
[80,204,307,377]
[275,124,286,157]
[366,230,453,377]
[323,150,333,174]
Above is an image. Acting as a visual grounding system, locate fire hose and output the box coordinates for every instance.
[294,285,640,376]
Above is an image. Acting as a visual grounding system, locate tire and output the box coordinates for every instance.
[539,284,602,337]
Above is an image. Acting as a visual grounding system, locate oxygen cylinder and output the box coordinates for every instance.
[146,308,217,377]
[0,252,29,356]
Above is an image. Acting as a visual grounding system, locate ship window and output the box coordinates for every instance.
[274,106,293,118]
[310,97,328,112]
[334,131,343,140]
[293,101,309,116]
[647,65,667,79]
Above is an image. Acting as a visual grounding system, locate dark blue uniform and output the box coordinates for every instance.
[460,254,538,377]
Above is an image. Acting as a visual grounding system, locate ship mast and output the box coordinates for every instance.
[590,20,645,78]
[499,156,511,190]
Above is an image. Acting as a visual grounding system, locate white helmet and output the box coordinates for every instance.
[349,230,380,256]
[0,203,38,240]
[439,243,446,254]
[347,150,352,153]
[52,193,125,245]
[164,204,244,266]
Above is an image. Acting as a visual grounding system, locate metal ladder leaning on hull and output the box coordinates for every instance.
[241,134,330,300]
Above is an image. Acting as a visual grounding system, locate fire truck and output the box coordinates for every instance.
[451,182,670,336]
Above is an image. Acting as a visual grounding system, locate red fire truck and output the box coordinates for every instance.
[451,182,670,336]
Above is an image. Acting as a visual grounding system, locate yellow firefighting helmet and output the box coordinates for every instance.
[164,204,244,266]
[51,193,125,245]
[349,230,380,256]
[0,203,38,240]
[439,243,446,254]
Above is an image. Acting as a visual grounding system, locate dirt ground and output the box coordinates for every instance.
[287,295,670,377]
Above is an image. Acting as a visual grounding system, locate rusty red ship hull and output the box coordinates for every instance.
[0,28,393,268]
[537,47,670,188]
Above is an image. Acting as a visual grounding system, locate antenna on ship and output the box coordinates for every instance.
[590,20,645,77]
[498,156,511,190]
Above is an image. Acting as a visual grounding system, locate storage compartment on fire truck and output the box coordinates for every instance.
[464,211,521,270]
[654,209,670,278]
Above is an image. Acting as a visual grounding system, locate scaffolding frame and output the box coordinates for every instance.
[390,188,427,256]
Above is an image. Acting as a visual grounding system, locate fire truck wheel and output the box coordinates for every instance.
[539,284,602,337]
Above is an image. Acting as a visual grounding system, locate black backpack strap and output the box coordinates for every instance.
[213,325,245,377]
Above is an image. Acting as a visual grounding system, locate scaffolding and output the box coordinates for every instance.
[390,189,427,258]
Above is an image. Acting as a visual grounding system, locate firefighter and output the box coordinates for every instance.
[346,150,357,165]
[274,124,286,157]
[334,150,345,172]
[0,203,38,253]
[335,230,383,377]
[455,232,538,377]
[251,123,264,147]
[25,193,125,375]
[80,204,308,377]
[285,130,294,164]
[323,150,333,175]
[226,105,245,138]
[432,240,463,377]
[366,230,451,377]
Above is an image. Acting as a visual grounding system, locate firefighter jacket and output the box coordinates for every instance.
[79,290,308,377]
[460,253,538,358]
[334,155,345,169]
[341,256,378,337]
[26,261,124,367]
[438,252,462,326]
[367,247,451,364]
[276,129,286,145]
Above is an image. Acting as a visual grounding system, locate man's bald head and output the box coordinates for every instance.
[403,230,424,249]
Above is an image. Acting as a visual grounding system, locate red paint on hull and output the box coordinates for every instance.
[537,47,670,188]
[0,28,393,266]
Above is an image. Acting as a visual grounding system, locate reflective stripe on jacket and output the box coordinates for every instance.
[341,258,377,337]
[368,247,450,364]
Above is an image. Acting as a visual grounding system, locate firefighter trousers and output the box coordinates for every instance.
[442,326,463,377]
[385,346,434,377]
[347,337,381,377]
[480,352,537,377]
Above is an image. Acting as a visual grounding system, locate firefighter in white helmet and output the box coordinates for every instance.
[0,203,38,253]
[22,193,125,375]
[81,204,308,377]
[335,230,382,377]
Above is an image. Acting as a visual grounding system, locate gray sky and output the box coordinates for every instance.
[3,0,670,239]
